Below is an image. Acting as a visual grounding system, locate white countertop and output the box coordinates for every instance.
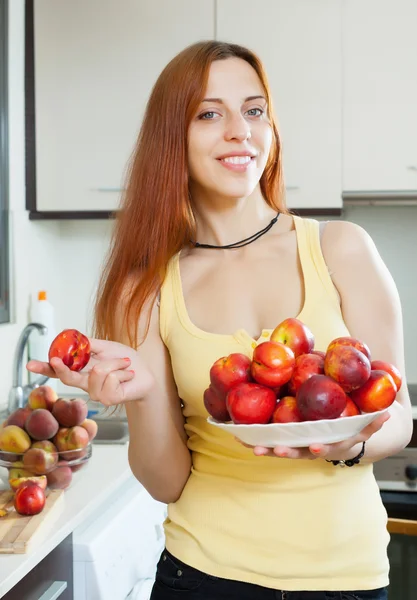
[0,443,133,598]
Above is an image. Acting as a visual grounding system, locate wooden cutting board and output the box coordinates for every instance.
[0,489,65,553]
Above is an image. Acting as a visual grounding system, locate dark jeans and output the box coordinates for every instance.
[150,549,388,600]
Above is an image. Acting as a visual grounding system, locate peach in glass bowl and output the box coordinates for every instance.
[0,442,92,491]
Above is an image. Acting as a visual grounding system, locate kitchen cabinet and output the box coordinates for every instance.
[27,0,215,217]
[342,0,417,195]
[216,0,343,212]
[2,534,73,600]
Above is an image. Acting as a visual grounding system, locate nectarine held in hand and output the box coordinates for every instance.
[349,370,397,413]
[326,336,371,362]
[324,346,371,393]
[209,353,252,399]
[49,329,91,372]
[270,318,315,357]
[251,341,295,388]
[296,374,347,421]
[371,360,402,392]
[290,353,325,394]
[271,397,302,423]
[340,397,361,418]
[204,386,230,422]
[226,382,276,424]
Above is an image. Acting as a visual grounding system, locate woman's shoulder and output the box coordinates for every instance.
[320,219,376,260]
[291,214,374,256]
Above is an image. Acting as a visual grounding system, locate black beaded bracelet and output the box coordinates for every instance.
[326,441,366,467]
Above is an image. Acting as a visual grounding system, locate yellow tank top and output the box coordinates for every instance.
[159,216,389,592]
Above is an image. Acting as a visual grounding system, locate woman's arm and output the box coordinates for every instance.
[27,284,192,504]
[117,292,192,504]
[319,219,413,463]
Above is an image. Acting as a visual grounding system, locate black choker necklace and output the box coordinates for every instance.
[193,212,280,250]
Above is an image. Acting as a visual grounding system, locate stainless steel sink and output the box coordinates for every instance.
[92,419,129,444]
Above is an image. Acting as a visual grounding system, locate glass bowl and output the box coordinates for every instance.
[0,442,92,491]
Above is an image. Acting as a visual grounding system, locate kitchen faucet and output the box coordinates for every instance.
[7,322,50,414]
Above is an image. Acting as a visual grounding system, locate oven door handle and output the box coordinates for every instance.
[388,518,417,536]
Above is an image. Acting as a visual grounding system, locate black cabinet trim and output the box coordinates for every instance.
[25,0,36,212]
[29,210,116,220]
[28,208,342,221]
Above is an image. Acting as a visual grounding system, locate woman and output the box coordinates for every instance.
[28,41,412,599]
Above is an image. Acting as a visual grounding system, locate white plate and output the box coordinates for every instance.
[207,408,389,448]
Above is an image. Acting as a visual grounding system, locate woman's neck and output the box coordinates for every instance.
[191,189,277,248]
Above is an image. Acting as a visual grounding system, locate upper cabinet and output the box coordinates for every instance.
[28,0,215,215]
[342,0,417,194]
[216,0,343,211]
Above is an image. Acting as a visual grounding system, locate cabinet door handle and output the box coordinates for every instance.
[90,187,125,192]
[38,581,68,600]
[407,166,417,171]
[285,186,300,191]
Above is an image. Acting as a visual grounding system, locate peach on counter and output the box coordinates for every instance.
[14,482,46,516]
[79,418,98,441]
[28,385,58,411]
[52,398,88,428]
[25,408,59,441]
[53,426,89,460]
[23,440,59,474]
[9,467,47,491]
[5,406,32,429]
[46,460,73,489]
[0,425,31,453]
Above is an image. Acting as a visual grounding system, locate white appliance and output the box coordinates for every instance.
[73,476,166,600]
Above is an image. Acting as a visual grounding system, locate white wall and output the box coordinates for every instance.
[1,2,416,412]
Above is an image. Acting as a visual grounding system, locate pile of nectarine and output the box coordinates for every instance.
[204,318,401,426]
[0,386,97,515]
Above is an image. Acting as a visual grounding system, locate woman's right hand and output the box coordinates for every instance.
[26,338,156,406]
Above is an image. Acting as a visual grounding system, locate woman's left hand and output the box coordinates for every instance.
[237,411,390,460]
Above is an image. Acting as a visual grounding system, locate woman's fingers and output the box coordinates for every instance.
[88,338,135,361]
[99,369,136,406]
[88,357,134,402]
[309,412,391,458]
[26,360,57,379]
[48,357,89,391]
[357,412,391,442]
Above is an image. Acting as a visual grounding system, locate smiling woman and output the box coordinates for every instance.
[0,0,10,325]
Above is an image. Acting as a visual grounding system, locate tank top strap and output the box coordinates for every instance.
[293,215,340,307]
[159,253,181,345]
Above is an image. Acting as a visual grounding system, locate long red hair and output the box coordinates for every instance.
[94,41,288,347]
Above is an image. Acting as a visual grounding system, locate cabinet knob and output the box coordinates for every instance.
[405,465,417,481]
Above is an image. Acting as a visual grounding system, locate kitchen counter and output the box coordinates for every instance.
[0,444,133,598]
